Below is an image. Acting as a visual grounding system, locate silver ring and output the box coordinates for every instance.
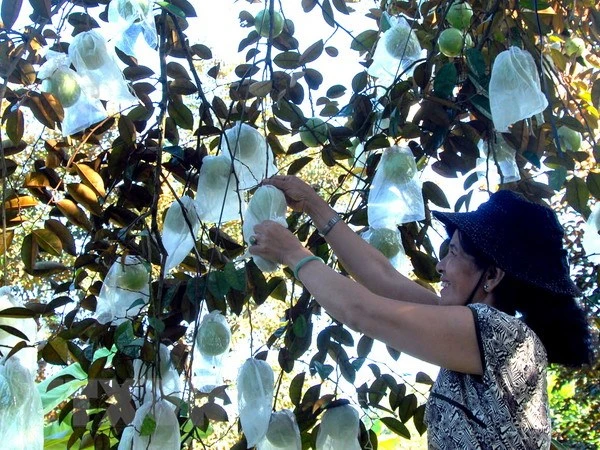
[249,235,257,245]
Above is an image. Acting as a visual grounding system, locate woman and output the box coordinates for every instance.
[248,175,592,449]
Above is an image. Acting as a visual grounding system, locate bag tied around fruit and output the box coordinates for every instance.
[489,46,548,132]
[118,398,180,450]
[258,409,302,450]
[107,0,157,57]
[243,185,288,272]
[583,202,600,265]
[193,310,231,392]
[362,227,409,273]
[367,146,424,227]
[476,132,521,185]
[132,344,182,406]
[161,196,201,271]
[237,358,275,448]
[316,404,361,450]
[196,155,243,223]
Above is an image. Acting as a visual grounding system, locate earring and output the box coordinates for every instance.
[483,284,489,292]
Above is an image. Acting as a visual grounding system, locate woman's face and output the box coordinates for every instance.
[436,230,485,306]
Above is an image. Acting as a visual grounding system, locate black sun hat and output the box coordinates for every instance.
[432,190,580,296]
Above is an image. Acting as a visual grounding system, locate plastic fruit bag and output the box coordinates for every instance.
[132,344,182,406]
[118,398,180,450]
[107,0,157,57]
[0,287,37,371]
[367,146,424,227]
[243,185,288,272]
[95,255,150,325]
[237,358,275,448]
[222,122,277,190]
[368,14,422,85]
[316,404,361,450]
[68,30,137,106]
[476,133,520,185]
[193,311,231,392]
[489,47,548,132]
[258,410,301,450]
[0,357,44,450]
[38,52,108,136]
[162,196,200,271]
[362,227,409,273]
[196,155,242,223]
[583,202,600,265]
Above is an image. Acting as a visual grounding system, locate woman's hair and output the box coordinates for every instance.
[449,227,593,367]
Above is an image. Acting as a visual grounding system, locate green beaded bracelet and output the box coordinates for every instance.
[293,255,324,279]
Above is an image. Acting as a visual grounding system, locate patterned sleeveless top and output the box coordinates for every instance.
[426,303,551,449]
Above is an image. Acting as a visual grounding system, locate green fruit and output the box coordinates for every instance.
[42,70,82,108]
[118,0,151,22]
[446,1,473,30]
[254,9,285,38]
[564,37,584,57]
[78,33,107,70]
[557,126,582,151]
[266,414,295,448]
[382,150,416,184]
[117,263,149,291]
[370,228,402,259]
[383,25,421,59]
[438,28,465,57]
[197,320,230,356]
[299,118,328,147]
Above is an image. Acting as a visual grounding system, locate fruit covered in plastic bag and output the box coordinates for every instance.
[0,357,44,450]
[107,0,157,57]
[118,398,180,450]
[222,122,278,190]
[368,14,422,86]
[196,155,242,223]
[583,202,600,265]
[367,146,424,227]
[476,133,520,185]
[316,404,361,450]
[95,255,150,325]
[362,227,409,274]
[237,358,275,448]
[258,410,301,450]
[68,30,137,105]
[243,185,288,272]
[0,287,38,371]
[489,47,548,132]
[193,310,231,391]
[162,196,200,271]
[38,52,108,136]
[132,344,182,405]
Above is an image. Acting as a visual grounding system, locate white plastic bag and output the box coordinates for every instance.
[38,52,108,136]
[118,398,180,450]
[68,30,137,105]
[243,185,288,272]
[362,227,409,273]
[316,404,361,450]
[258,410,301,450]
[0,357,44,450]
[489,47,548,132]
[583,202,600,265]
[132,344,182,406]
[367,146,424,227]
[162,196,200,271]
[0,287,37,371]
[368,14,422,85]
[107,0,157,57]
[193,310,231,392]
[195,155,242,223]
[222,122,278,190]
[237,358,275,448]
[476,133,520,185]
[95,255,150,325]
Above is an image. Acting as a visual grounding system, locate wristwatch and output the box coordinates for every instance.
[317,213,342,237]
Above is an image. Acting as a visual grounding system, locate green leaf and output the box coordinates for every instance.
[32,228,62,257]
[565,177,591,217]
[168,101,194,130]
[287,156,313,175]
[586,172,600,200]
[42,336,69,365]
[365,134,390,151]
[248,80,272,98]
[357,335,373,358]
[592,79,600,110]
[519,0,550,10]
[224,263,246,291]
[0,324,29,340]
[326,84,346,99]
[381,416,411,439]
[321,0,335,27]
[351,30,377,53]
[5,108,24,143]
[0,306,36,318]
[413,404,427,434]
[140,413,157,436]
[415,371,434,385]
[465,48,487,80]
[434,63,458,99]
[299,40,324,65]
[289,372,305,406]
[2,0,22,29]
[548,167,568,191]
[274,51,301,69]
[398,393,418,422]
[29,0,51,20]
[423,181,450,208]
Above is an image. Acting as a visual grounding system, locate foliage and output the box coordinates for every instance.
[0,0,598,448]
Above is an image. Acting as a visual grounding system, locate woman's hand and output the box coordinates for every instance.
[248,220,312,268]
[262,175,323,214]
